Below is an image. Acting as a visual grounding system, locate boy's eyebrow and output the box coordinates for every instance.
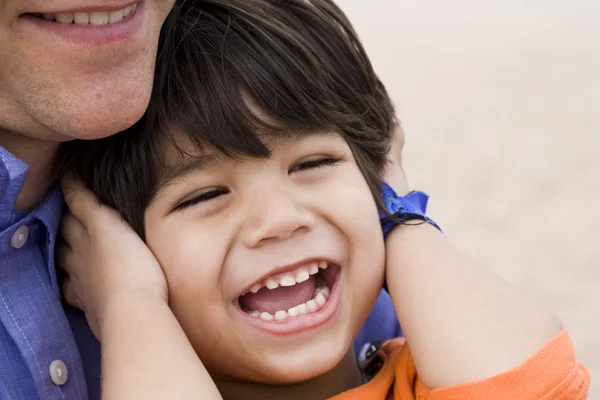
[156,153,226,192]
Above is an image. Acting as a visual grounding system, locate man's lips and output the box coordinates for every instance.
[22,1,139,14]
[23,2,138,25]
[18,1,145,45]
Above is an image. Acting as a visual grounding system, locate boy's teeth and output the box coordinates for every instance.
[248,283,331,321]
[287,306,299,317]
[274,311,287,320]
[315,293,327,307]
[260,312,274,321]
[319,286,331,298]
[250,283,262,294]
[306,299,319,312]
[38,4,137,25]
[295,267,310,283]
[279,274,296,287]
[265,277,279,289]
[296,303,308,315]
[244,261,329,294]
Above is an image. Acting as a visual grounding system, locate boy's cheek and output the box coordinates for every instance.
[146,223,228,306]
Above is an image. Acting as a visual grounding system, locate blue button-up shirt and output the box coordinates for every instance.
[0,144,400,399]
[0,146,101,400]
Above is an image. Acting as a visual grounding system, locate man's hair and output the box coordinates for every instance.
[61,0,395,239]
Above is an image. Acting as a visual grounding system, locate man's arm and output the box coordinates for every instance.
[385,222,563,390]
[60,177,222,399]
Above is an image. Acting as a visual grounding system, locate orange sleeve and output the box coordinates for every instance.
[415,330,590,400]
[331,330,589,400]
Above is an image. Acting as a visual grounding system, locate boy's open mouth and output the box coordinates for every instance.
[237,261,338,321]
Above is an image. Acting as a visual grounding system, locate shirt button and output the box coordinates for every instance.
[10,225,29,249]
[49,360,69,386]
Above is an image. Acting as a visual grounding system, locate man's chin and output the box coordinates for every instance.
[49,101,149,142]
[66,117,142,141]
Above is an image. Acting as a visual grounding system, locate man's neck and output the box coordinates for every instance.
[0,130,59,211]
[215,349,363,400]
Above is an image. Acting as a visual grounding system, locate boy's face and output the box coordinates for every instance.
[144,128,385,383]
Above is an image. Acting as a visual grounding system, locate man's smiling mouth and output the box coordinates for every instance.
[26,4,138,25]
[238,261,337,321]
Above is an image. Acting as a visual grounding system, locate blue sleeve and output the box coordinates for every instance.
[353,289,402,357]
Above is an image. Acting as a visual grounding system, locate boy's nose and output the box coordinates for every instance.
[241,187,315,248]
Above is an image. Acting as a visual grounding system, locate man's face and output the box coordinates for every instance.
[144,129,386,384]
[0,0,175,141]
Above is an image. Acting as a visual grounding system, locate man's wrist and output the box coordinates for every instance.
[101,292,170,338]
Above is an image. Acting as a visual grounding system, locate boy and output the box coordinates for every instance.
[59,0,589,398]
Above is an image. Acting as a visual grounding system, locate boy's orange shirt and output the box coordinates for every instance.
[331,330,589,400]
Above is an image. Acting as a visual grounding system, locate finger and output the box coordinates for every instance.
[61,173,101,223]
[56,242,78,277]
[60,276,83,310]
[60,212,87,247]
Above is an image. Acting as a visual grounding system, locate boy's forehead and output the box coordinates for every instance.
[158,128,224,187]
[162,124,307,162]
[158,125,342,187]
[162,125,207,159]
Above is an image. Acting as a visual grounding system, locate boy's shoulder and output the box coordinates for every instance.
[332,331,589,400]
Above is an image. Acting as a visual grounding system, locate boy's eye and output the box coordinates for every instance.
[174,187,229,212]
[289,157,342,174]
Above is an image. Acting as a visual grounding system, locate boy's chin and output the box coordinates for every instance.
[244,339,354,384]
[210,331,355,385]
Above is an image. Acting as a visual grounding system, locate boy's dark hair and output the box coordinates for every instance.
[61,0,395,239]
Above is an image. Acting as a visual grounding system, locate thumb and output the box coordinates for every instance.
[61,173,101,223]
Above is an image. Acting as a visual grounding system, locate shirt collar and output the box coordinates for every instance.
[0,145,63,291]
[0,145,29,214]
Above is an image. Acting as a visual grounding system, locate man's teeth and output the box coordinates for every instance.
[248,286,331,321]
[38,4,137,25]
[248,261,328,294]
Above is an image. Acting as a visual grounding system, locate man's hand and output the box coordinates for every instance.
[58,174,168,340]
[58,176,222,398]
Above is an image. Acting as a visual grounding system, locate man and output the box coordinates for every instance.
[0,1,400,398]
[1,1,177,398]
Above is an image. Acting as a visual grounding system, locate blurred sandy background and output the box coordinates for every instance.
[340,0,599,395]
